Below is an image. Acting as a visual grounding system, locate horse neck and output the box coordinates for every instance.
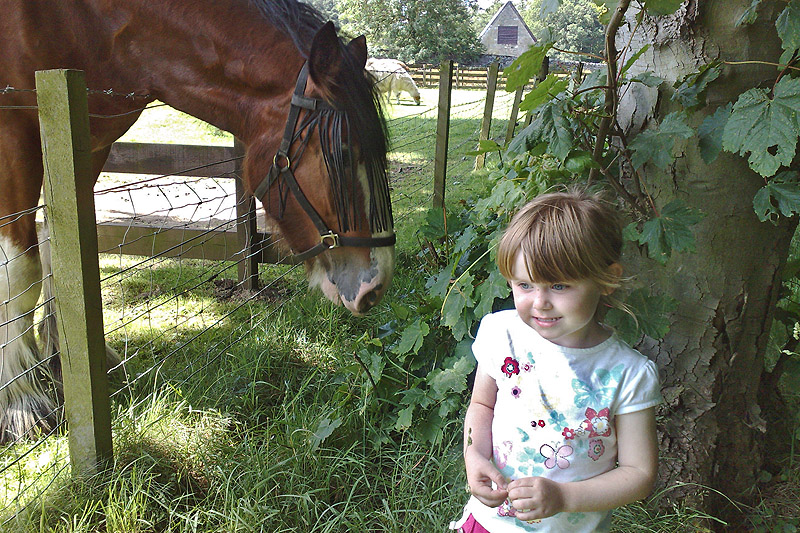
[104,0,305,142]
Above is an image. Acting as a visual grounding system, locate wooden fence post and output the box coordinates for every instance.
[505,85,525,145]
[475,61,500,170]
[35,69,113,476]
[234,138,260,291]
[433,60,453,210]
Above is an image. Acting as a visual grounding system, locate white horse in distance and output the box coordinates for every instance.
[365,58,421,105]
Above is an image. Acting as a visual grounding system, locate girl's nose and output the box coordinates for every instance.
[532,288,551,309]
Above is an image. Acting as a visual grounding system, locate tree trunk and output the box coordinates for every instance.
[616,1,797,527]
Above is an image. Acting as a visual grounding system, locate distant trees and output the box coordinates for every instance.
[336,0,484,63]
[304,0,340,25]
[520,0,604,60]
[307,0,603,65]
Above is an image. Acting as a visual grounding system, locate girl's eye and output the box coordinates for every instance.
[518,282,531,290]
[551,283,567,291]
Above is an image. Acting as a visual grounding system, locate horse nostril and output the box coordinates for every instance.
[358,289,379,313]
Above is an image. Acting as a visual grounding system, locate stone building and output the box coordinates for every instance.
[479,1,536,58]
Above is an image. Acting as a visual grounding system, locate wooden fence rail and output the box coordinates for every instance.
[96,141,288,279]
[407,63,513,90]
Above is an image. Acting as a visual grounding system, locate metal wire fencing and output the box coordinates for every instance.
[0,67,523,526]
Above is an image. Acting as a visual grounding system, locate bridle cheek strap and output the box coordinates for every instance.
[251,61,395,263]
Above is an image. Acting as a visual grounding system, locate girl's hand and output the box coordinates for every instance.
[507,476,565,520]
[465,450,508,508]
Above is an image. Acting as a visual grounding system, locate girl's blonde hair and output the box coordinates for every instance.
[497,188,623,295]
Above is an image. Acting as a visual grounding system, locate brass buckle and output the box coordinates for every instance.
[320,232,340,249]
[273,152,291,170]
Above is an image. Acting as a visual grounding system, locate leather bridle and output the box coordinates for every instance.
[252,62,396,263]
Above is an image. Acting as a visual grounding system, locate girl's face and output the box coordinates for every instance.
[509,251,611,349]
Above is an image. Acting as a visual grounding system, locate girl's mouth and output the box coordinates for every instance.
[534,317,560,327]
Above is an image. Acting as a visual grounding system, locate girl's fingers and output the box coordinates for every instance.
[473,487,509,507]
[487,468,508,490]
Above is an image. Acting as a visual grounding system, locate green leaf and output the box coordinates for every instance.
[308,417,342,452]
[628,112,694,169]
[504,43,554,92]
[722,76,800,177]
[428,355,475,395]
[736,0,762,27]
[395,405,414,431]
[519,74,569,112]
[621,44,651,77]
[776,1,800,65]
[672,62,722,109]
[753,172,800,224]
[474,268,510,319]
[466,139,503,156]
[442,273,474,333]
[643,0,683,15]
[540,0,561,18]
[418,207,461,240]
[697,103,731,164]
[629,72,664,88]
[427,267,453,298]
[506,120,542,156]
[632,199,704,263]
[394,318,430,355]
[606,289,678,343]
[593,0,620,25]
[564,150,597,174]
[783,357,800,391]
[419,411,446,444]
[453,225,478,255]
[531,100,573,162]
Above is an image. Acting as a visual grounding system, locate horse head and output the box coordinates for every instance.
[245,22,394,315]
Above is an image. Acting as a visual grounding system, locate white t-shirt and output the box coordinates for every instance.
[451,310,663,532]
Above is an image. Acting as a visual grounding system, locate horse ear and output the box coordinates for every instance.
[346,35,367,69]
[309,21,342,92]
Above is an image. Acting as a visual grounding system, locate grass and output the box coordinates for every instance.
[4,87,799,532]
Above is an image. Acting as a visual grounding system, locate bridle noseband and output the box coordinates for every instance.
[252,62,396,263]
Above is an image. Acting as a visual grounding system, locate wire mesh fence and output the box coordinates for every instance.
[0,205,68,526]
[0,70,524,526]
[389,88,519,226]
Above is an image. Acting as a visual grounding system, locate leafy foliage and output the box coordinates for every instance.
[722,76,800,177]
[337,0,483,63]
[626,200,705,263]
[753,172,800,224]
[520,0,605,60]
[346,0,800,449]
[628,112,694,169]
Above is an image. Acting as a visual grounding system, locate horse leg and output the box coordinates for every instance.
[0,236,59,443]
[38,145,120,376]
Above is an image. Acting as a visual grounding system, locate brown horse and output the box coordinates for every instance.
[0,0,395,443]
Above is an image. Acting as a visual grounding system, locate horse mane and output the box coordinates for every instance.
[251,0,392,234]
[249,0,326,55]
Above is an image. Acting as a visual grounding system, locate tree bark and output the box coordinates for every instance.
[616,1,797,527]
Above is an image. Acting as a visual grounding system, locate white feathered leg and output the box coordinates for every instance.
[0,235,58,443]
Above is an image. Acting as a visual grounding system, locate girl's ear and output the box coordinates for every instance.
[602,263,624,295]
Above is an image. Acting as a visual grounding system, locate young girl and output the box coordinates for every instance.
[450,189,662,532]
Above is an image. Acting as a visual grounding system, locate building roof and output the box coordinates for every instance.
[479,1,536,42]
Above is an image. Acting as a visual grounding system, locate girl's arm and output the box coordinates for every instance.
[507,407,658,520]
[464,367,509,507]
